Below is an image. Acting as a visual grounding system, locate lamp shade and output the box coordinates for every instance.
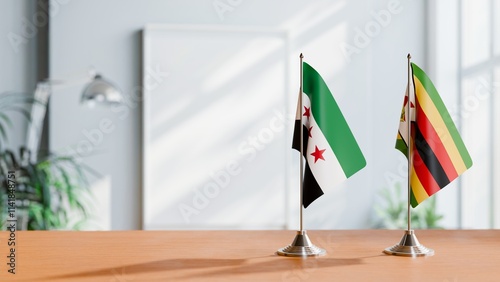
[81,74,122,106]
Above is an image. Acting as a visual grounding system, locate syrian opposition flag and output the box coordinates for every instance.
[292,62,366,208]
[396,62,473,207]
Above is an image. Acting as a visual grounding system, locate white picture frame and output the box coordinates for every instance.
[142,24,291,230]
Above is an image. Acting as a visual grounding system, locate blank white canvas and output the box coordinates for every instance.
[142,25,290,229]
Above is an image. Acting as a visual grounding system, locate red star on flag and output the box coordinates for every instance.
[310,145,326,163]
[400,95,416,122]
[308,126,313,138]
[404,95,415,108]
[303,106,311,118]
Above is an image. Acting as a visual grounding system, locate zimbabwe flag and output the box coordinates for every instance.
[396,62,473,207]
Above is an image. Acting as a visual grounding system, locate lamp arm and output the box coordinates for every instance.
[25,82,51,162]
[45,68,96,91]
[25,68,95,162]
[25,68,121,161]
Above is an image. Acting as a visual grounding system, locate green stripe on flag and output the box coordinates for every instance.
[410,189,418,208]
[302,62,366,177]
[411,63,473,168]
[395,134,408,157]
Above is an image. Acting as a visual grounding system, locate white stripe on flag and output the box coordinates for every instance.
[302,94,347,191]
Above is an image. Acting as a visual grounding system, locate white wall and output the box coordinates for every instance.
[49,0,426,230]
[429,0,499,229]
[0,0,38,150]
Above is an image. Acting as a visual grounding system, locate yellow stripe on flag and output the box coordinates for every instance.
[413,77,468,174]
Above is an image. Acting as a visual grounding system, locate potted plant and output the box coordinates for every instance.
[0,92,93,230]
[373,182,444,229]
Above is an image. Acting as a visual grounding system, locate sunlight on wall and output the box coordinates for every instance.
[462,0,491,68]
[430,0,499,229]
[461,74,493,229]
[202,36,287,93]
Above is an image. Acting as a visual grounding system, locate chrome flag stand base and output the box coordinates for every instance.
[384,230,434,257]
[277,230,326,257]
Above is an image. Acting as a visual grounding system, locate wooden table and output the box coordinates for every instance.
[0,230,499,281]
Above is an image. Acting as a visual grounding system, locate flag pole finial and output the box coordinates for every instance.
[407,53,411,60]
[300,53,303,59]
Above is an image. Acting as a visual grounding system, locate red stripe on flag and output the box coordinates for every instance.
[412,143,441,197]
[415,99,459,181]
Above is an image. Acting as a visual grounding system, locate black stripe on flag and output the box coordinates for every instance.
[292,120,309,157]
[303,163,325,208]
[413,124,450,188]
[292,120,324,208]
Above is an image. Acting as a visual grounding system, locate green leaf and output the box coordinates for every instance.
[0,142,93,230]
[373,182,444,229]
